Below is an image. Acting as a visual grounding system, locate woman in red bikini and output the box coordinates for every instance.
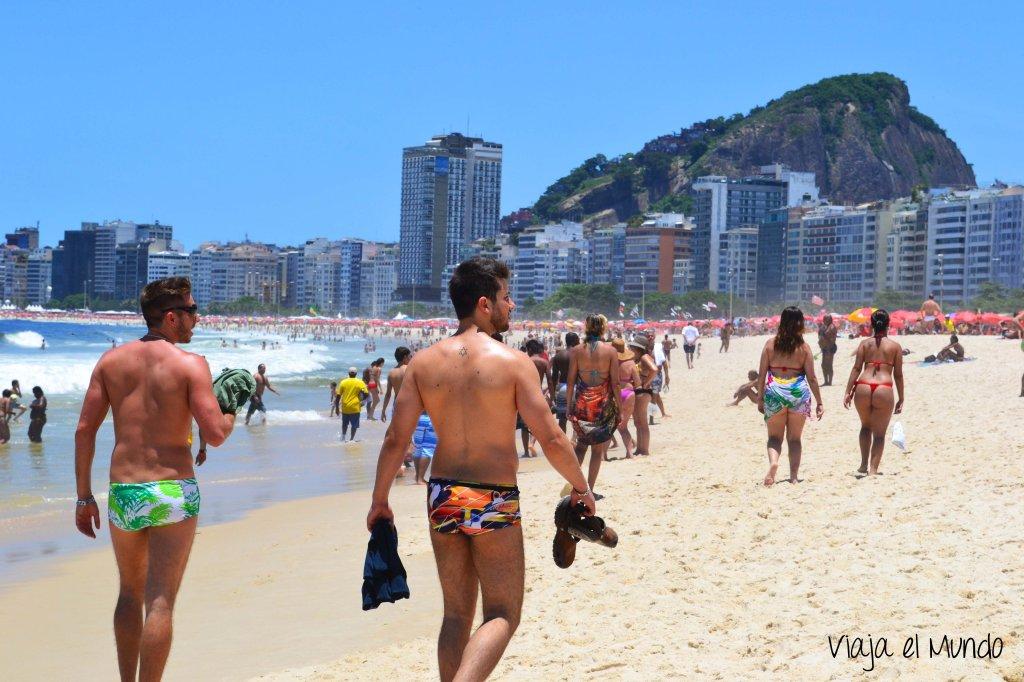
[843,309,905,475]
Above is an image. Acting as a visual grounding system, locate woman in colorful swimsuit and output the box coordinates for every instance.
[756,306,824,486]
[629,335,658,457]
[610,337,639,459]
[566,314,620,495]
[843,309,904,475]
[365,358,385,420]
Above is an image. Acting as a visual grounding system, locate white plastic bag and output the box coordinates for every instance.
[891,421,906,451]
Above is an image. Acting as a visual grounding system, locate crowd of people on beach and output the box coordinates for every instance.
[51,263,1024,681]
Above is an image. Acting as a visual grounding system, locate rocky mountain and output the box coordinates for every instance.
[531,73,976,228]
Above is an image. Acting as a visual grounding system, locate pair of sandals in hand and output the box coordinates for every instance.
[552,496,618,568]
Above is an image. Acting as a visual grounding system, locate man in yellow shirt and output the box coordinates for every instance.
[337,367,369,441]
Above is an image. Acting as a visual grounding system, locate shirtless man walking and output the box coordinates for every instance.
[245,363,280,425]
[380,346,412,422]
[549,332,578,432]
[919,293,945,334]
[74,277,235,681]
[366,257,595,682]
[521,339,552,457]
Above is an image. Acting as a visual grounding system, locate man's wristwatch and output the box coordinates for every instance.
[76,495,96,506]
[572,486,591,497]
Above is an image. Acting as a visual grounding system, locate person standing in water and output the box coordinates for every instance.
[245,364,280,425]
[365,357,385,420]
[0,390,10,445]
[843,309,904,476]
[380,346,412,422]
[27,386,47,443]
[756,306,824,486]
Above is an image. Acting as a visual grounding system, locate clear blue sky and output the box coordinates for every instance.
[2,2,1022,250]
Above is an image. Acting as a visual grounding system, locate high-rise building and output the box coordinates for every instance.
[925,186,1024,305]
[756,207,808,304]
[884,206,928,297]
[397,133,502,303]
[94,220,140,299]
[114,241,151,302]
[277,249,304,309]
[784,205,878,305]
[51,226,97,300]
[188,242,280,308]
[691,175,788,291]
[590,224,626,293]
[758,164,820,207]
[147,250,191,282]
[360,248,398,318]
[5,226,39,250]
[722,226,759,302]
[0,246,26,304]
[25,249,52,305]
[622,218,694,301]
[512,222,590,303]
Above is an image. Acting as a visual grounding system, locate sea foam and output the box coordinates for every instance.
[2,330,46,348]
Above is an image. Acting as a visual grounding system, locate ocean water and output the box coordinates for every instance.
[0,319,405,585]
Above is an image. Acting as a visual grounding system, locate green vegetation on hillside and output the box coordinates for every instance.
[532,72,957,224]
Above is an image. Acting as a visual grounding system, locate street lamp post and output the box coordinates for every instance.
[822,261,831,309]
[640,272,646,320]
[727,268,734,322]
[937,253,945,308]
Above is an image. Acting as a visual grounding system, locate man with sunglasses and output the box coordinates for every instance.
[74,276,236,681]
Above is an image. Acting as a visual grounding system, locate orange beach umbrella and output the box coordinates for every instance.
[847,307,876,324]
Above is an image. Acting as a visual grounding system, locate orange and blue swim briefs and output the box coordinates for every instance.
[427,478,521,535]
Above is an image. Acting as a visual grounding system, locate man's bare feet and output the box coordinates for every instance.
[856,467,868,474]
[763,464,778,486]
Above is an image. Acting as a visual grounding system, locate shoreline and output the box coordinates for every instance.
[0,454,560,680]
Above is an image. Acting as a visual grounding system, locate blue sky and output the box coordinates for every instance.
[2,2,1022,250]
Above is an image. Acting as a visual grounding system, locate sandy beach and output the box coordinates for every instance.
[2,332,1023,680]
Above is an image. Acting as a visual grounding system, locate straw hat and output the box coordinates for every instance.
[627,334,649,353]
[610,337,633,362]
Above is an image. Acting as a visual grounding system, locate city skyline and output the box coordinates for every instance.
[3,3,1024,250]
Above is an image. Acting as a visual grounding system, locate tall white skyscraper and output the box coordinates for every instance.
[397,133,502,303]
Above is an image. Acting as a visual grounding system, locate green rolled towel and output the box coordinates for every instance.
[212,368,257,415]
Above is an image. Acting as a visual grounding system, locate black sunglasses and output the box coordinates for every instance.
[163,304,199,316]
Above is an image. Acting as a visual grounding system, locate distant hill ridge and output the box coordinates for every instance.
[531,73,976,228]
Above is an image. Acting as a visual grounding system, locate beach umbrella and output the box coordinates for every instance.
[847,307,876,324]
[952,310,978,324]
[979,312,1008,325]
[890,309,919,323]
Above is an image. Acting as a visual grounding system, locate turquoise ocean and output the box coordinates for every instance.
[0,319,404,587]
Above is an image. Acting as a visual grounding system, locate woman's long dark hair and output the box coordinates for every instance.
[773,306,805,355]
[871,309,890,346]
